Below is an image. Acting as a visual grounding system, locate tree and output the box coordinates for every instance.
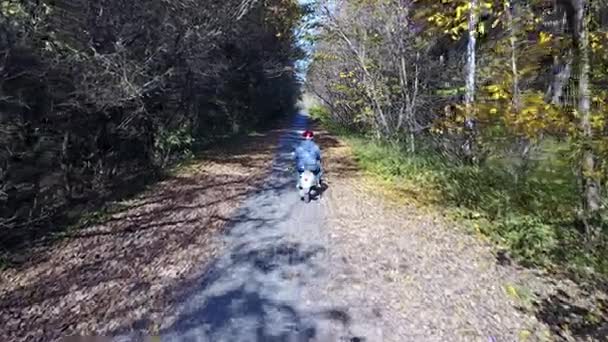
[570,0,601,238]
[464,0,479,162]
[0,0,305,247]
[308,0,436,143]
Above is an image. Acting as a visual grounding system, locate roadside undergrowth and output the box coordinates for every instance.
[310,106,608,282]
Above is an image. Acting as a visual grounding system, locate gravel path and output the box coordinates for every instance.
[155,113,356,341]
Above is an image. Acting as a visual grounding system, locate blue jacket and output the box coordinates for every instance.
[294,140,321,171]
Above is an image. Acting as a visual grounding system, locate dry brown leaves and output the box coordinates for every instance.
[0,125,289,342]
[319,131,607,341]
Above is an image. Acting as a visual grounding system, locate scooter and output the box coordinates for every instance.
[298,169,320,203]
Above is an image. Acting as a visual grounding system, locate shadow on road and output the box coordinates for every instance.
[158,238,349,341]
[495,250,608,340]
[151,112,354,341]
[531,289,608,340]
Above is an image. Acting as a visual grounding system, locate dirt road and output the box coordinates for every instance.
[2,112,606,341]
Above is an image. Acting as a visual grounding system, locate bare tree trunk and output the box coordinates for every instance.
[545,7,573,105]
[506,0,532,182]
[574,0,601,239]
[463,0,478,163]
[548,53,573,105]
[506,0,520,111]
[398,53,418,153]
[397,56,407,133]
[408,53,420,154]
[61,131,72,200]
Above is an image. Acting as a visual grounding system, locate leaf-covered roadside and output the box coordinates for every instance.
[317,123,607,341]
[0,124,287,342]
[340,133,607,278]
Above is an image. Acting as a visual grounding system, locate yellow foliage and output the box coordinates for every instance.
[1,0,25,17]
[455,3,469,21]
[519,330,532,341]
[590,32,608,54]
[539,32,552,44]
[504,284,520,299]
[478,22,485,35]
[485,84,509,100]
[590,113,605,130]
[491,17,500,29]
[314,52,339,62]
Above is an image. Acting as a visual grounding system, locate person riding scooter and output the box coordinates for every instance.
[293,130,323,188]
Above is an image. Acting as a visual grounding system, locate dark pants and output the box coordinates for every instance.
[296,162,323,188]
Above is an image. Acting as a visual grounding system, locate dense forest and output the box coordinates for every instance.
[0,0,304,250]
[307,0,608,277]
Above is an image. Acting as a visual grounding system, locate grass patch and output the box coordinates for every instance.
[504,283,535,308]
[309,104,358,137]
[0,254,10,270]
[340,135,608,278]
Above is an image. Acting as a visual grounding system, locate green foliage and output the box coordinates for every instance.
[154,126,195,168]
[497,216,557,266]
[309,104,332,122]
[0,255,9,271]
[346,135,606,276]
[308,104,350,135]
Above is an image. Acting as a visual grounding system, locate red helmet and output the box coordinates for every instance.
[302,130,314,139]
